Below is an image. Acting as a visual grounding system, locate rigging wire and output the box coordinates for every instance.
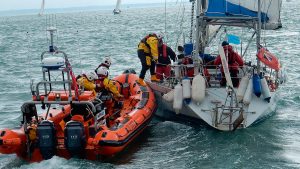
[164,0,167,43]
[55,15,59,47]
[189,0,195,42]
[174,0,187,52]
[45,15,49,48]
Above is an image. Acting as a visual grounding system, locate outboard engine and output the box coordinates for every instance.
[64,120,86,156]
[37,120,56,160]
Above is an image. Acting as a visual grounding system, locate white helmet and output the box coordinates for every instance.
[157,34,164,40]
[102,56,111,68]
[157,31,165,40]
[97,66,109,77]
[86,72,98,81]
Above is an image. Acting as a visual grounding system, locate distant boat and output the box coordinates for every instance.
[113,0,121,15]
[38,0,45,16]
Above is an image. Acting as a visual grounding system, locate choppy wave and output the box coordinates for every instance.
[0,1,299,169]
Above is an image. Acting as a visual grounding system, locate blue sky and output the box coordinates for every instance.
[0,0,167,11]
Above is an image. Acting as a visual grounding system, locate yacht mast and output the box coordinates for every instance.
[39,0,45,16]
[193,0,208,62]
[193,0,201,62]
[257,0,262,73]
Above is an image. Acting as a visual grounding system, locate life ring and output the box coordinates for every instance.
[257,48,280,71]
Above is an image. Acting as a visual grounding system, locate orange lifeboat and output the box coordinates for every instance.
[257,48,280,71]
[0,72,156,162]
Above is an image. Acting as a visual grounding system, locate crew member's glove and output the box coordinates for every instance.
[146,56,152,66]
[152,55,158,62]
[115,94,124,100]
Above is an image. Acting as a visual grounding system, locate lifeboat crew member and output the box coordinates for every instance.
[137,33,161,86]
[96,67,124,126]
[214,41,244,87]
[95,66,123,98]
[76,71,98,96]
[156,37,176,81]
[95,56,111,73]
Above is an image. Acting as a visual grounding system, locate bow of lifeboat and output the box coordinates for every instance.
[86,72,156,157]
[0,129,25,154]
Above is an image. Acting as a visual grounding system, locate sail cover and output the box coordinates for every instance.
[205,0,282,30]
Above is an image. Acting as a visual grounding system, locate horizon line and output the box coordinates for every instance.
[0,1,180,12]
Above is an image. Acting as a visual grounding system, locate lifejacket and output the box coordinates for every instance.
[141,33,157,43]
[95,78,106,92]
[140,33,158,51]
[95,78,111,101]
[95,78,118,94]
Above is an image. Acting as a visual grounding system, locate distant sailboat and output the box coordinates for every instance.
[113,0,121,15]
[39,0,45,16]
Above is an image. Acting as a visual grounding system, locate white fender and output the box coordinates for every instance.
[261,77,271,102]
[191,74,206,104]
[162,90,174,102]
[243,77,253,105]
[236,76,249,102]
[173,84,183,114]
[182,78,191,99]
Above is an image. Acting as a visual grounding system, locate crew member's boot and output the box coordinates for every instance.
[151,75,161,82]
[137,78,147,86]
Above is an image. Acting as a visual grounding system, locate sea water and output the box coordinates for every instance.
[0,1,299,168]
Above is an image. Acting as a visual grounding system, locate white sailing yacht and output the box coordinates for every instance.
[147,0,286,131]
[39,0,45,16]
[113,0,122,14]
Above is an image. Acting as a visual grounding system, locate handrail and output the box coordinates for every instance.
[35,81,72,100]
[22,101,96,113]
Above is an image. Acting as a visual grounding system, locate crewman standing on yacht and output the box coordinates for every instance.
[156,37,176,81]
[137,33,161,86]
[214,41,244,87]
